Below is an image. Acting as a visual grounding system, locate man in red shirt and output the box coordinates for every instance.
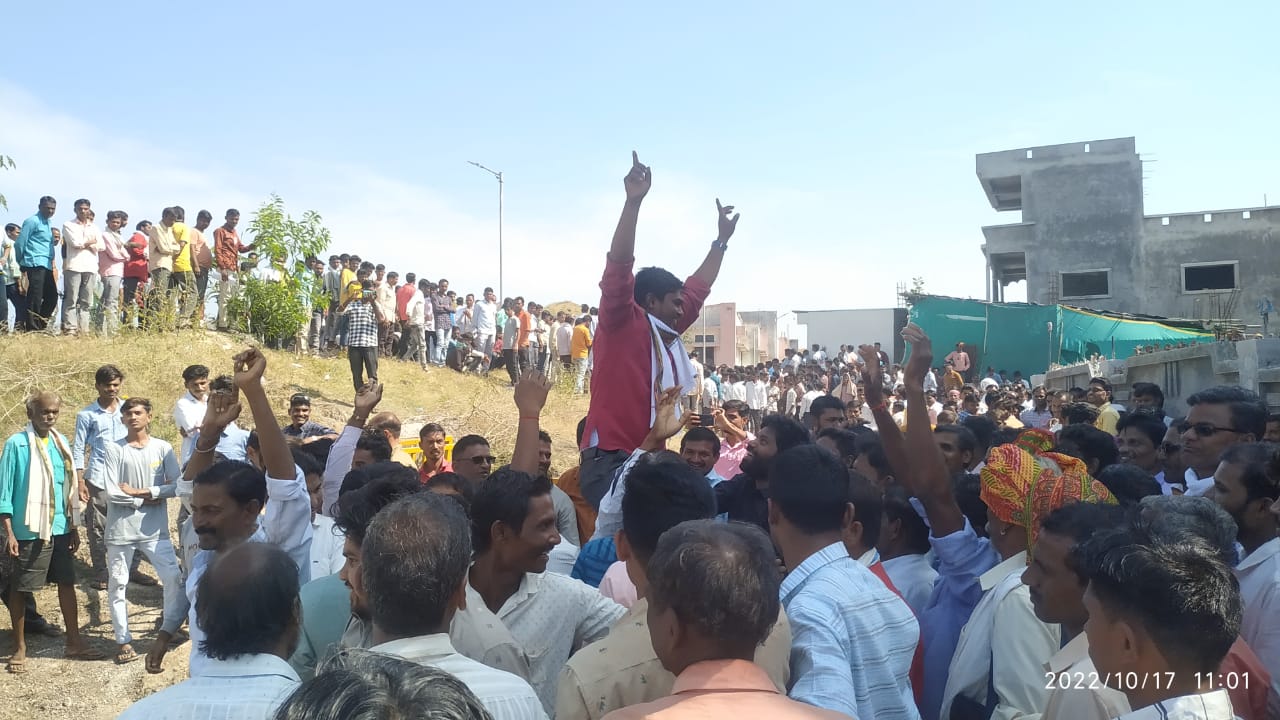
[578,151,740,507]
[394,272,416,356]
[212,209,252,330]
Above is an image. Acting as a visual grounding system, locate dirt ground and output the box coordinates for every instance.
[1,546,190,720]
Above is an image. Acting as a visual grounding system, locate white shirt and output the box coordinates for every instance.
[730,381,747,402]
[1235,537,1280,702]
[701,376,717,403]
[745,380,768,410]
[555,322,573,355]
[181,465,314,677]
[473,300,498,335]
[547,538,579,575]
[173,391,208,462]
[800,389,823,418]
[1184,468,1216,497]
[1041,632,1130,720]
[117,653,299,720]
[469,571,625,713]
[923,370,938,393]
[309,514,345,579]
[406,289,426,325]
[941,550,1060,720]
[1116,689,1236,720]
[371,634,547,720]
[62,219,100,273]
[879,553,939,616]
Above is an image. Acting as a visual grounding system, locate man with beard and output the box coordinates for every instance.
[1208,443,1280,705]
[469,371,626,713]
[144,348,313,675]
[712,414,811,531]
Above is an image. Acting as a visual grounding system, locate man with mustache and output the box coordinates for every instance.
[144,347,313,675]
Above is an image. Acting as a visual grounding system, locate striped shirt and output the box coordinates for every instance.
[781,541,921,720]
[344,302,379,347]
[372,634,547,720]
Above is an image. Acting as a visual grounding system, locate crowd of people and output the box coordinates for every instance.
[0,153,1278,720]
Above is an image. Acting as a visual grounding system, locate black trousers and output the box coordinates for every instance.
[503,349,520,384]
[348,346,378,391]
[20,266,56,331]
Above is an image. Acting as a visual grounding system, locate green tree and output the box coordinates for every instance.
[0,154,14,210]
[225,195,331,346]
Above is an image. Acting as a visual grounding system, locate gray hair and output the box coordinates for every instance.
[646,520,780,649]
[363,493,472,636]
[1135,494,1239,566]
[24,391,61,414]
[275,649,492,720]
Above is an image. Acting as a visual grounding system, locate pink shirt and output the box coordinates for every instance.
[712,433,754,480]
[583,254,710,453]
[599,561,638,609]
[97,229,128,277]
[600,659,852,720]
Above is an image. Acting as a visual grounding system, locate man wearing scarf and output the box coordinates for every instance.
[1,391,103,673]
[578,152,740,508]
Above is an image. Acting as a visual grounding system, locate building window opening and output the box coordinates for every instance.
[1183,263,1237,292]
[1061,270,1110,299]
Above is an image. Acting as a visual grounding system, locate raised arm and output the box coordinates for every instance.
[608,151,651,263]
[322,382,382,513]
[640,388,685,452]
[858,344,909,489]
[512,369,552,475]
[690,199,740,289]
[901,324,964,536]
[233,347,293,480]
[184,391,243,481]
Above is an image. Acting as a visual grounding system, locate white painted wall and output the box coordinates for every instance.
[795,308,897,357]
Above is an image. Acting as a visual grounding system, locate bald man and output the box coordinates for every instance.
[369,412,415,468]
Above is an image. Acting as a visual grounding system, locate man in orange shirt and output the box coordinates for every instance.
[515,296,533,371]
[601,520,850,720]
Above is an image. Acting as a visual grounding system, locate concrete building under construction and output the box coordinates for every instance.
[978,137,1280,329]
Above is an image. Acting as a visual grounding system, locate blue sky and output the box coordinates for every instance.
[3,2,1278,313]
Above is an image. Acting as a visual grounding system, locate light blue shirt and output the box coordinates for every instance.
[118,653,299,720]
[0,431,70,540]
[918,519,1001,720]
[15,213,54,269]
[781,541,922,720]
[215,423,250,462]
[73,401,126,489]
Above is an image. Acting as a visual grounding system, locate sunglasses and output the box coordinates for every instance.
[290,394,311,406]
[466,455,497,465]
[1159,442,1181,454]
[1175,421,1243,438]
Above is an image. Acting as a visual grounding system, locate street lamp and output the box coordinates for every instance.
[467,161,504,300]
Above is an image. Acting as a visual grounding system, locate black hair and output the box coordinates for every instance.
[960,415,996,455]
[847,471,882,547]
[192,461,267,509]
[1039,502,1126,580]
[363,493,472,636]
[934,424,978,453]
[816,428,859,461]
[356,430,393,463]
[537,429,552,444]
[1130,382,1165,409]
[721,399,748,417]
[646,520,780,649]
[680,427,721,457]
[1056,424,1120,471]
[197,209,213,222]
[335,462,418,508]
[808,395,845,420]
[181,361,208,384]
[299,437,334,468]
[853,434,891,479]
[1186,386,1269,440]
[135,220,150,232]
[953,472,988,536]
[291,447,324,480]
[760,414,812,455]
[882,485,931,554]
[451,434,490,460]
[1088,376,1112,394]
[276,649,490,720]
[197,543,299,661]
[633,266,683,308]
[1116,413,1167,450]
[1134,495,1239,566]
[95,364,125,385]
[621,455,717,562]
[1062,402,1101,425]
[1075,528,1241,674]
[3,223,18,234]
[470,469,551,553]
[576,417,587,446]
[73,198,91,209]
[209,374,235,394]
[1219,442,1280,503]
[247,430,261,452]
[1094,464,1161,507]
[419,423,446,439]
[424,472,474,514]
[120,397,151,414]
[769,445,849,534]
[332,473,422,545]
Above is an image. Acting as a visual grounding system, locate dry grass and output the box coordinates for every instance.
[0,329,590,473]
[0,329,591,720]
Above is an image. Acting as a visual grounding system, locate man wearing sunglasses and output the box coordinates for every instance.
[1179,386,1268,497]
[453,435,495,485]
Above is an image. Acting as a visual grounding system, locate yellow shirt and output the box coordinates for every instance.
[339,269,359,304]
[1094,402,1120,436]
[570,324,592,359]
[172,222,193,272]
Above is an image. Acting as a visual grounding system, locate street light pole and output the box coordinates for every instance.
[468,161,504,300]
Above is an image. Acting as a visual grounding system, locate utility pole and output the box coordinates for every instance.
[467,161,504,300]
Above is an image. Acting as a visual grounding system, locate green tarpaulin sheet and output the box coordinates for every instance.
[906,296,1213,376]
